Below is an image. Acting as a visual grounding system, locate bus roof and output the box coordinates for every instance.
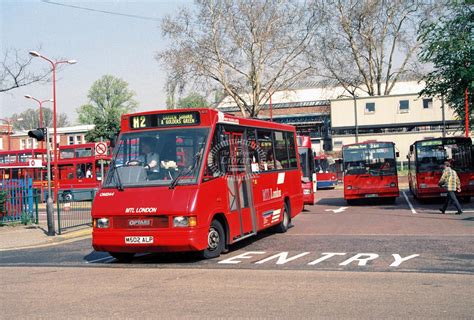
[342,141,395,148]
[297,135,311,148]
[411,136,472,147]
[121,108,297,132]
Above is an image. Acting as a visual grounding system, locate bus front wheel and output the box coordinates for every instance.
[109,252,135,262]
[201,220,225,259]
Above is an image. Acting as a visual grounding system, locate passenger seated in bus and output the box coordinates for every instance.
[266,150,282,170]
[86,166,93,178]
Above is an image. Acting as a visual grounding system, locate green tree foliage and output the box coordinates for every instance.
[176,93,209,109]
[77,75,138,141]
[418,3,473,125]
[12,107,69,130]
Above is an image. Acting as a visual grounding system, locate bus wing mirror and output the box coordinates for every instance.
[109,133,119,148]
[406,154,410,160]
[396,151,400,158]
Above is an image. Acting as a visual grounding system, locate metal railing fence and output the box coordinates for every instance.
[57,189,95,234]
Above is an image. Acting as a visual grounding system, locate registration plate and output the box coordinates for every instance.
[125,236,154,244]
[440,193,447,197]
[365,194,378,198]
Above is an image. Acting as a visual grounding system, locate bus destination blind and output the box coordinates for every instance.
[130,112,200,129]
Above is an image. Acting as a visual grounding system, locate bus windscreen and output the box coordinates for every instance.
[105,128,209,188]
[416,140,472,173]
[343,143,396,176]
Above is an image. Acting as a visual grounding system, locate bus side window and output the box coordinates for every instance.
[274,131,289,169]
[286,132,298,169]
[257,129,273,171]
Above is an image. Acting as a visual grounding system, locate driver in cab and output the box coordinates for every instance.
[140,138,159,172]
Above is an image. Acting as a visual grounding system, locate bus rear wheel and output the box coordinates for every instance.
[274,203,290,233]
[109,252,135,262]
[201,220,225,259]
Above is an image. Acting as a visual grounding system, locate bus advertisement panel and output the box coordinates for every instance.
[408,137,474,201]
[92,109,303,261]
[314,154,337,189]
[343,141,399,204]
[297,136,316,205]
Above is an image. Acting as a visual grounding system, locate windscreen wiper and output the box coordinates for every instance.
[169,166,195,190]
[169,150,202,189]
[110,159,124,191]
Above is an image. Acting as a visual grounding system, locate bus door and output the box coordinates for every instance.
[225,130,257,239]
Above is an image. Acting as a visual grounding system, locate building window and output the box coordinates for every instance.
[68,136,74,145]
[21,139,27,150]
[365,102,375,113]
[76,135,82,144]
[399,100,409,113]
[423,98,433,109]
[334,141,343,148]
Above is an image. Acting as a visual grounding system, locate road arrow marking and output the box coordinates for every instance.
[325,207,348,213]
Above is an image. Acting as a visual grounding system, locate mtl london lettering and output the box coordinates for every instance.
[125,207,158,214]
[262,188,282,201]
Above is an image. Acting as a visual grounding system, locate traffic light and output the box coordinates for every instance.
[28,128,46,141]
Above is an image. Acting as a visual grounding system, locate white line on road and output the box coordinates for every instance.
[86,256,115,264]
[402,191,417,214]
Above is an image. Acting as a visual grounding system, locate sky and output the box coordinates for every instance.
[1,0,192,123]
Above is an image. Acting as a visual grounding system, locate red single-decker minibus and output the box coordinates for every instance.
[297,136,316,205]
[408,137,474,201]
[92,108,303,261]
[342,141,399,204]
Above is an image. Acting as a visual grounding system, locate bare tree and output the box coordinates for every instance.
[310,0,441,97]
[158,0,318,118]
[11,107,70,130]
[0,48,49,93]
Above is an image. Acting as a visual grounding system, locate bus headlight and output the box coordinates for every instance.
[303,189,311,195]
[469,180,474,186]
[346,185,352,190]
[94,218,109,229]
[390,182,396,187]
[173,216,197,228]
[420,183,427,188]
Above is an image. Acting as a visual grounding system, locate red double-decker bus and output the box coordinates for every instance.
[408,137,474,201]
[92,109,304,261]
[342,141,399,204]
[297,136,316,205]
[57,143,111,201]
[0,149,47,192]
[314,154,337,189]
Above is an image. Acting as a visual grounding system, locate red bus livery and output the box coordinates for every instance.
[314,154,337,189]
[408,137,474,201]
[297,136,316,205]
[342,141,399,204]
[92,109,304,260]
[57,143,111,200]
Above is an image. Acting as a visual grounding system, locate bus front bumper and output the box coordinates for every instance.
[344,189,399,200]
[92,227,209,253]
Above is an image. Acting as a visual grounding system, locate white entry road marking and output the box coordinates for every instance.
[325,207,348,213]
[402,191,417,214]
[219,251,420,267]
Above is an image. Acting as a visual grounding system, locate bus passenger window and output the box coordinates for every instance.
[274,131,289,169]
[257,130,273,171]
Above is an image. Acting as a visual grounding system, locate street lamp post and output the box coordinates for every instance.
[24,95,53,128]
[29,51,76,201]
[0,118,23,150]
